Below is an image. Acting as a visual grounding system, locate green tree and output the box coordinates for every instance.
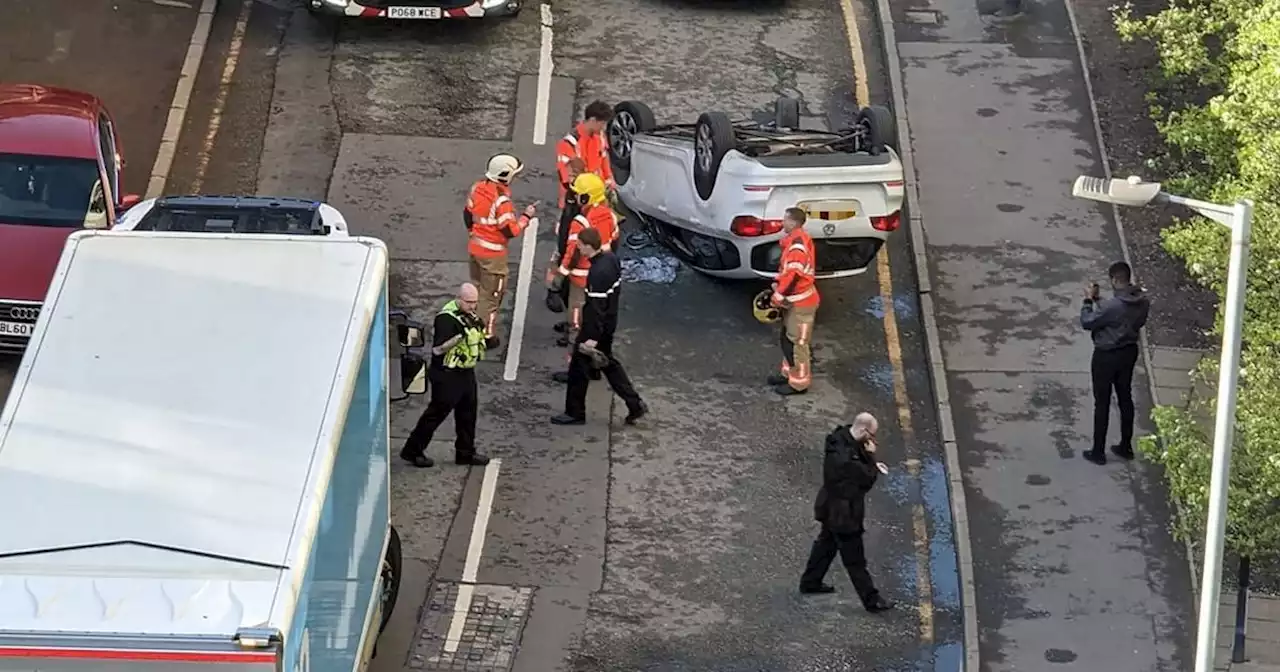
[1115,0,1280,557]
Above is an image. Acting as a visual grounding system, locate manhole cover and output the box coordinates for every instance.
[904,10,941,23]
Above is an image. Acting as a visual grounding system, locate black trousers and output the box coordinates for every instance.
[403,368,478,458]
[564,337,643,420]
[800,525,881,606]
[555,205,577,305]
[1091,343,1139,453]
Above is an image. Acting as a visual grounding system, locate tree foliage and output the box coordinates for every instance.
[1114,0,1280,556]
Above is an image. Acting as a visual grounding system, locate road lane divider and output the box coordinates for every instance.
[190,0,254,193]
[146,0,217,199]
[533,4,554,146]
[444,459,502,653]
[504,218,540,382]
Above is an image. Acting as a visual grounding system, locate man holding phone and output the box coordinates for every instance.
[1081,261,1150,465]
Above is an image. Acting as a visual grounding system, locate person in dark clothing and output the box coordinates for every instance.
[799,413,895,613]
[399,283,492,469]
[550,227,648,426]
[548,157,587,328]
[1081,261,1151,465]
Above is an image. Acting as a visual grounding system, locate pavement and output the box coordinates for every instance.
[0,1,963,671]
[878,0,1202,668]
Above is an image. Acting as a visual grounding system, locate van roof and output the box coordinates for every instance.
[0,232,387,634]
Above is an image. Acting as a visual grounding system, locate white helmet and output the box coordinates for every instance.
[485,153,524,184]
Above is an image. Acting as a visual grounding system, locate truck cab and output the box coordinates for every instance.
[0,230,426,672]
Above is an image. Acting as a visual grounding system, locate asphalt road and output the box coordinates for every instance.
[0,1,963,670]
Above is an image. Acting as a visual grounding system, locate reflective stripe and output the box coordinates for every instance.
[471,237,506,252]
[494,195,511,208]
[787,243,808,254]
[563,134,578,147]
[558,155,571,162]
[784,262,807,271]
[602,242,612,251]
[574,214,590,227]
[567,234,578,242]
[785,288,815,302]
[498,212,515,223]
[797,322,811,345]
[780,360,791,374]
[570,268,589,277]
[586,279,621,298]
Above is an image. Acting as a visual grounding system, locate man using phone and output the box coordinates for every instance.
[1081,261,1150,465]
[798,412,895,613]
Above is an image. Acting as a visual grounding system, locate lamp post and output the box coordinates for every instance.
[1072,175,1254,672]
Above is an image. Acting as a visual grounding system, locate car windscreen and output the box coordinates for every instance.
[0,153,102,228]
[135,204,324,235]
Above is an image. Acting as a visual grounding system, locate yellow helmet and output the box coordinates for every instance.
[753,289,781,324]
[570,172,608,206]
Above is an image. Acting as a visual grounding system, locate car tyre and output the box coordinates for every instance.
[774,96,801,129]
[857,105,896,154]
[608,101,656,185]
[379,526,403,634]
[693,111,735,201]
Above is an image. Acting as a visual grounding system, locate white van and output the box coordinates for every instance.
[0,230,425,672]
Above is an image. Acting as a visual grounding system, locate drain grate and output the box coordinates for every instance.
[409,583,534,671]
[905,9,941,23]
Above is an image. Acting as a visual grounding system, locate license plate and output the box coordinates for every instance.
[0,321,33,337]
[387,6,442,18]
[801,200,860,222]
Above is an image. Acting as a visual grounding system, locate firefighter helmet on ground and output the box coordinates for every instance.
[753,289,782,324]
[485,153,524,183]
[570,172,608,206]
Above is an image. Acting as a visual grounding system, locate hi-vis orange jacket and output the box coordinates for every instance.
[556,122,614,208]
[558,204,620,288]
[465,179,530,259]
[771,228,820,309]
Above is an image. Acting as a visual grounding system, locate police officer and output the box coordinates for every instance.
[550,227,648,426]
[399,283,492,468]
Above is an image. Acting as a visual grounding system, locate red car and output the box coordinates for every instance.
[0,84,138,352]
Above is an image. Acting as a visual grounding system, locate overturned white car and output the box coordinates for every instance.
[607,97,905,280]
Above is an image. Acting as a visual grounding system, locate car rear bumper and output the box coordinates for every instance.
[747,237,884,279]
[307,0,520,17]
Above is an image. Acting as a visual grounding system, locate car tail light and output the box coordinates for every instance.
[871,211,901,232]
[731,216,784,237]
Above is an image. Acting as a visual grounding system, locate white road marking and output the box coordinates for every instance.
[532,4,554,146]
[146,0,218,198]
[48,30,72,64]
[151,0,195,8]
[190,0,254,192]
[503,218,540,382]
[443,459,502,653]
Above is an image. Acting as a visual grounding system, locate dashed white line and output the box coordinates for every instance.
[189,0,254,193]
[503,217,540,382]
[145,0,217,199]
[443,459,502,653]
[532,3,554,146]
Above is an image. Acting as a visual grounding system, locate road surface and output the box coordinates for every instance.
[0,1,964,669]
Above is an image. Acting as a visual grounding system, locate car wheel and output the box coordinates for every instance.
[856,105,896,155]
[608,101,656,184]
[774,96,801,129]
[379,526,403,634]
[693,111,735,201]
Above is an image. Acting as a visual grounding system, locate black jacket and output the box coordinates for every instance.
[578,250,622,344]
[812,425,880,534]
[1081,284,1150,351]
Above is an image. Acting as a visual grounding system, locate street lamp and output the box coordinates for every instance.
[1072,174,1254,672]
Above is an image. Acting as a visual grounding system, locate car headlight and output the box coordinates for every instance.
[321,0,349,7]
[480,0,507,8]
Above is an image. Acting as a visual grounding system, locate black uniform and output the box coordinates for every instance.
[399,303,489,468]
[561,250,644,421]
[799,425,893,612]
[1080,283,1150,461]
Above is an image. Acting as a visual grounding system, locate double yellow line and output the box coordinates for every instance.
[840,0,935,650]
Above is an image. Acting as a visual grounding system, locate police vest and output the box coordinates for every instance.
[439,300,487,369]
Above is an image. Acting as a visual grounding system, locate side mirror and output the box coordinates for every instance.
[118,194,142,211]
[400,355,428,396]
[397,324,424,348]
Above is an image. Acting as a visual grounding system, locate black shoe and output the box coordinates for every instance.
[799,583,836,594]
[553,321,569,333]
[555,336,570,347]
[625,401,648,425]
[400,449,434,468]
[774,384,807,396]
[766,374,788,386]
[865,596,895,613]
[551,414,586,425]
[455,452,490,466]
[1083,449,1107,466]
[552,371,570,384]
[485,336,501,349]
[1110,444,1135,460]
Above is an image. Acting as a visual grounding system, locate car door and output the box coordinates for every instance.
[95,112,119,220]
